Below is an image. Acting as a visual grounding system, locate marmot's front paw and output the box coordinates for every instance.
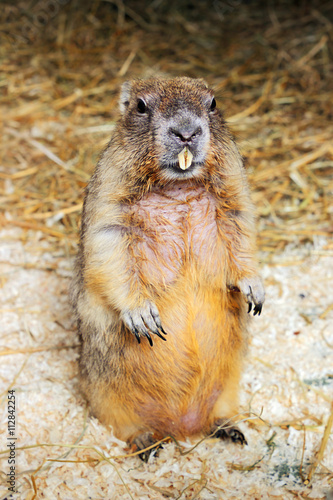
[121,301,167,346]
[238,275,265,316]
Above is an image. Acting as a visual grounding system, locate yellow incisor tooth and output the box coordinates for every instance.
[178,147,193,170]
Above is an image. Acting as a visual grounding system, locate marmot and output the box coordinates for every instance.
[71,77,265,460]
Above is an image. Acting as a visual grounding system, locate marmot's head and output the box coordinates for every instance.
[118,77,224,183]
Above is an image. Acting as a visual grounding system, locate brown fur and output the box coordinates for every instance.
[71,77,264,446]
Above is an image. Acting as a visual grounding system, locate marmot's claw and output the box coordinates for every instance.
[121,302,167,345]
[133,327,141,344]
[153,329,167,341]
[238,276,265,317]
[159,325,168,337]
[142,326,153,346]
[253,304,262,316]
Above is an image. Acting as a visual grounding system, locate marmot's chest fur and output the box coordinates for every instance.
[123,183,223,287]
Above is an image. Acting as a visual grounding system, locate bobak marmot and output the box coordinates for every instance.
[71,77,265,460]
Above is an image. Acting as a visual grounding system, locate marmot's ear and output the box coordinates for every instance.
[196,78,209,89]
[119,81,132,114]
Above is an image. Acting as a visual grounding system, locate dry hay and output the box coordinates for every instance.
[0,1,332,499]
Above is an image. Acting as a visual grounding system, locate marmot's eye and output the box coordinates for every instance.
[209,97,216,112]
[137,98,147,114]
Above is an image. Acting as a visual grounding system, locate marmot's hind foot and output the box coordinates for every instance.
[210,418,247,445]
[132,432,163,462]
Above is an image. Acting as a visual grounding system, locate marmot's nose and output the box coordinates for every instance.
[169,125,202,144]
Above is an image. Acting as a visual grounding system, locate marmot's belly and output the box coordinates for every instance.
[129,350,223,437]
[137,384,222,437]
[122,292,243,436]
